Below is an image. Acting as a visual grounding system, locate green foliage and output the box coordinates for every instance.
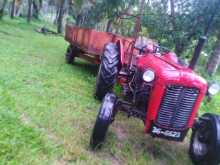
[142,0,220,57]
[73,0,138,30]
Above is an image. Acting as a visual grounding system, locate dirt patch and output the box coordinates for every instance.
[53,158,67,165]
[143,138,181,161]
[109,155,122,165]
[146,144,161,158]
[89,147,123,165]
[20,113,32,125]
[112,123,128,141]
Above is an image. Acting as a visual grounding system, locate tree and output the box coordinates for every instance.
[133,0,146,38]
[206,33,220,76]
[68,0,138,34]
[33,0,40,19]
[27,0,33,23]
[10,0,16,19]
[15,0,23,17]
[57,0,66,33]
[141,0,220,57]
[0,0,7,20]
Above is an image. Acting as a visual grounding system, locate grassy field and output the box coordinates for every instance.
[0,18,219,165]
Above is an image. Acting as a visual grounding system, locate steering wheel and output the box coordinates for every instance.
[138,45,148,54]
[153,45,170,54]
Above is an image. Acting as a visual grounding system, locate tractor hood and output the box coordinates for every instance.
[137,53,208,93]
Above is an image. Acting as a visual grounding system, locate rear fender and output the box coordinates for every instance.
[116,40,125,67]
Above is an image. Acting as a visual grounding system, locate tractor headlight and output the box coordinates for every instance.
[208,83,220,96]
[143,70,155,82]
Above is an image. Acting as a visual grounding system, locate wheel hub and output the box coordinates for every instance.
[193,131,208,156]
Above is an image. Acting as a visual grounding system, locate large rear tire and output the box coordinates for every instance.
[95,43,119,100]
[90,93,117,149]
[189,113,220,165]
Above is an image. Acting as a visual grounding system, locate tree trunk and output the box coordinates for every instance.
[76,14,82,26]
[206,34,220,76]
[106,19,113,32]
[54,5,59,25]
[57,0,65,33]
[27,0,33,23]
[170,0,176,31]
[133,0,145,38]
[0,0,7,20]
[175,41,185,56]
[32,0,39,19]
[10,0,16,19]
[67,0,73,15]
[15,0,22,17]
[170,0,182,55]
[39,0,43,9]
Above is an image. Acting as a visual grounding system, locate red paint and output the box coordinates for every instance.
[136,53,207,133]
[65,24,133,62]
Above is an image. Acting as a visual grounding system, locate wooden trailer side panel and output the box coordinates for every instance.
[88,31,114,55]
[65,24,135,64]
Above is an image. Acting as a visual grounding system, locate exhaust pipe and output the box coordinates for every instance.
[189,36,207,70]
[189,0,220,70]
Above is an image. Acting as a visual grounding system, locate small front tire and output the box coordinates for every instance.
[189,113,220,165]
[90,93,117,149]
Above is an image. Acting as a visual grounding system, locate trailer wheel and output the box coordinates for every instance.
[90,93,117,149]
[66,45,76,64]
[95,43,119,100]
[189,113,220,165]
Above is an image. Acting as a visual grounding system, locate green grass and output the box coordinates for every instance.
[0,17,219,165]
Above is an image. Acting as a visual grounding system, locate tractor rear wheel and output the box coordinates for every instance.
[189,113,220,165]
[95,43,119,100]
[66,45,77,64]
[90,93,117,149]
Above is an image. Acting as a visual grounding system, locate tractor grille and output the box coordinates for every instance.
[157,85,199,129]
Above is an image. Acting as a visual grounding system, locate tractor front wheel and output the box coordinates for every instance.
[90,93,117,149]
[189,113,220,165]
[95,43,119,100]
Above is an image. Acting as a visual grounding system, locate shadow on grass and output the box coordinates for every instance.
[73,60,99,76]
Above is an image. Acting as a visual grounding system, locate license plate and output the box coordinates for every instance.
[152,126,181,138]
[150,124,188,141]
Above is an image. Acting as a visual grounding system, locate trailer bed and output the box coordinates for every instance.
[65,24,134,63]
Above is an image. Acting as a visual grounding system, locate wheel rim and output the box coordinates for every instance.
[193,122,212,159]
[193,131,208,156]
[67,47,72,56]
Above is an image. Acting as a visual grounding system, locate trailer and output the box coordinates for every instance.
[65,24,135,65]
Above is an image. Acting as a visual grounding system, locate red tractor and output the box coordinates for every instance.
[65,25,220,165]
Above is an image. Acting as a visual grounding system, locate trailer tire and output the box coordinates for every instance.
[189,113,220,165]
[90,93,117,149]
[66,45,76,64]
[95,43,119,100]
